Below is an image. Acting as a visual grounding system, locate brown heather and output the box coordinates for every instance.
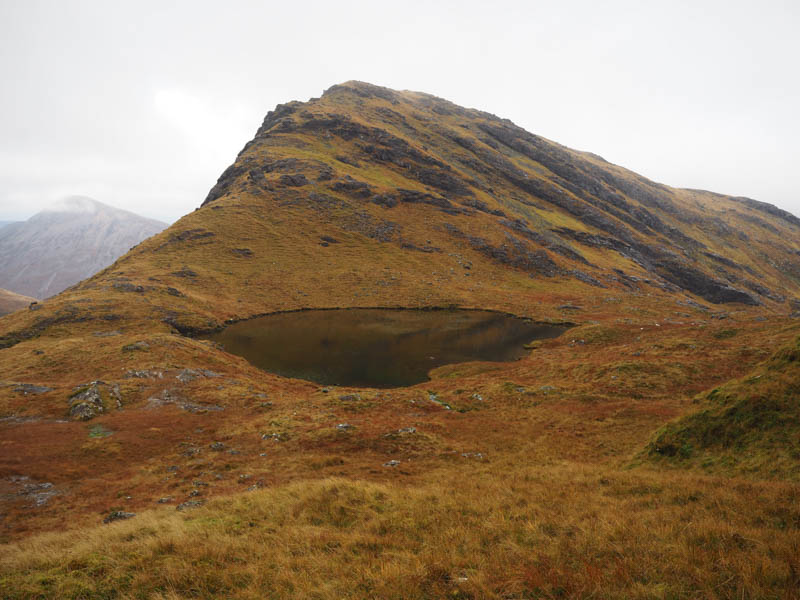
[2,470,800,599]
[1,82,799,598]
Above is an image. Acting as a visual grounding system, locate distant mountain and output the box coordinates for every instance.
[0,197,167,299]
[0,220,17,229]
[0,287,35,316]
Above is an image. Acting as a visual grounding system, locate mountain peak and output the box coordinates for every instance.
[0,197,167,298]
[198,82,799,309]
[322,80,403,100]
[42,195,104,214]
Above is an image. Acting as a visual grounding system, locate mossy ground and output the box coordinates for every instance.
[644,333,800,479]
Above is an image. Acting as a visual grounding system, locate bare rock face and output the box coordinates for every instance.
[68,381,122,421]
[0,197,167,299]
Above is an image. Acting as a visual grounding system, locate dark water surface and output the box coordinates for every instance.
[207,309,570,388]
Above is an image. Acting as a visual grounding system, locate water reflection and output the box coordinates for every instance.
[206,309,570,388]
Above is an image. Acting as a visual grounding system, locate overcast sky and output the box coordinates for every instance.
[1,0,798,223]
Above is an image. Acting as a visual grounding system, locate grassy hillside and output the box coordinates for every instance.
[644,329,800,479]
[1,81,799,598]
[0,288,35,316]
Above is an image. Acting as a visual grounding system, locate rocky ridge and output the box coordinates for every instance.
[199,81,800,310]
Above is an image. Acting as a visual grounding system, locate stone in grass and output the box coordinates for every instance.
[262,432,289,442]
[14,383,53,395]
[383,460,401,467]
[125,369,163,379]
[103,511,136,524]
[92,330,122,338]
[122,341,150,352]
[279,173,308,187]
[461,452,485,460]
[157,496,174,504]
[88,424,113,438]
[558,304,582,310]
[68,381,122,421]
[383,427,416,438]
[175,368,221,384]
[176,500,204,511]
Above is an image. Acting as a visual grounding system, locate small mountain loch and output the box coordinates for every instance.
[206,309,571,387]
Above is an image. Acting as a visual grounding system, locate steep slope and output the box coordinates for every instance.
[55,79,797,337]
[196,81,800,309]
[0,288,35,316]
[1,81,790,336]
[0,196,167,299]
[2,83,800,594]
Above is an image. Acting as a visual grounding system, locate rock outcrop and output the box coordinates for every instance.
[196,81,799,307]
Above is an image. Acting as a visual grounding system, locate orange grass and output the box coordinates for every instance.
[2,468,799,599]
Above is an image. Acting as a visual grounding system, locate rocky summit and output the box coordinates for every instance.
[1,82,800,599]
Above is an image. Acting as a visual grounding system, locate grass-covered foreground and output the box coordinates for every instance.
[2,464,799,599]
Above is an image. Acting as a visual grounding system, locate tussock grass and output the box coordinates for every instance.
[3,466,799,599]
[646,335,800,479]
